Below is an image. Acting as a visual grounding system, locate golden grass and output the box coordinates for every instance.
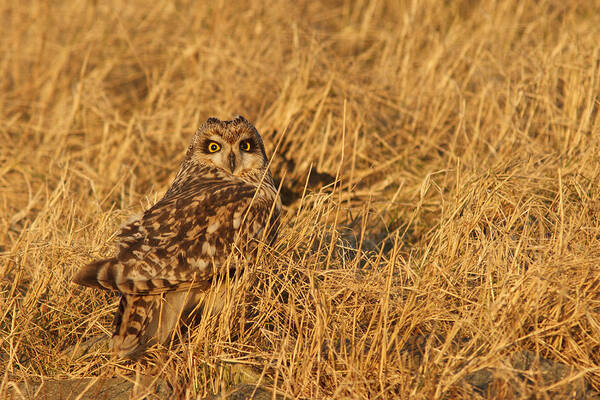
[1,0,600,398]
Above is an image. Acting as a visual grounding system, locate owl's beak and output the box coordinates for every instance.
[228,152,236,173]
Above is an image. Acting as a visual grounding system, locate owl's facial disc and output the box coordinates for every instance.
[196,133,265,176]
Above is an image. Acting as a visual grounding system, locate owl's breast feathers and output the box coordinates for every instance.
[73,164,281,295]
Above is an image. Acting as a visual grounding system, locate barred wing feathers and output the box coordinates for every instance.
[73,167,280,296]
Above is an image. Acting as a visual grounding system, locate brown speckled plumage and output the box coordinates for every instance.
[73,116,281,358]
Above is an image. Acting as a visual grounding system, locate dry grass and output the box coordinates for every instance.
[1,0,600,398]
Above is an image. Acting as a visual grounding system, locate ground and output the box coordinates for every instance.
[1,0,600,399]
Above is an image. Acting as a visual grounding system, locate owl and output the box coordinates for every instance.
[73,116,281,359]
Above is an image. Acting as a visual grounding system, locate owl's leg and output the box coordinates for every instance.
[152,288,208,345]
[150,291,192,345]
[154,285,228,347]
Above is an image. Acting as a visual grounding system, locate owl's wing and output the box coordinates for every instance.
[73,174,280,295]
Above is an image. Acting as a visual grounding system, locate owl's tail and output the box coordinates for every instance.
[74,260,211,359]
[72,258,122,291]
[111,294,159,359]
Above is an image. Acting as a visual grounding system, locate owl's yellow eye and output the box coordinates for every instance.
[208,142,221,153]
[240,140,252,152]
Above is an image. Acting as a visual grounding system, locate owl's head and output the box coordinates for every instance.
[186,116,269,176]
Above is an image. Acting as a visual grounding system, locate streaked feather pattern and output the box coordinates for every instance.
[73,116,281,358]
